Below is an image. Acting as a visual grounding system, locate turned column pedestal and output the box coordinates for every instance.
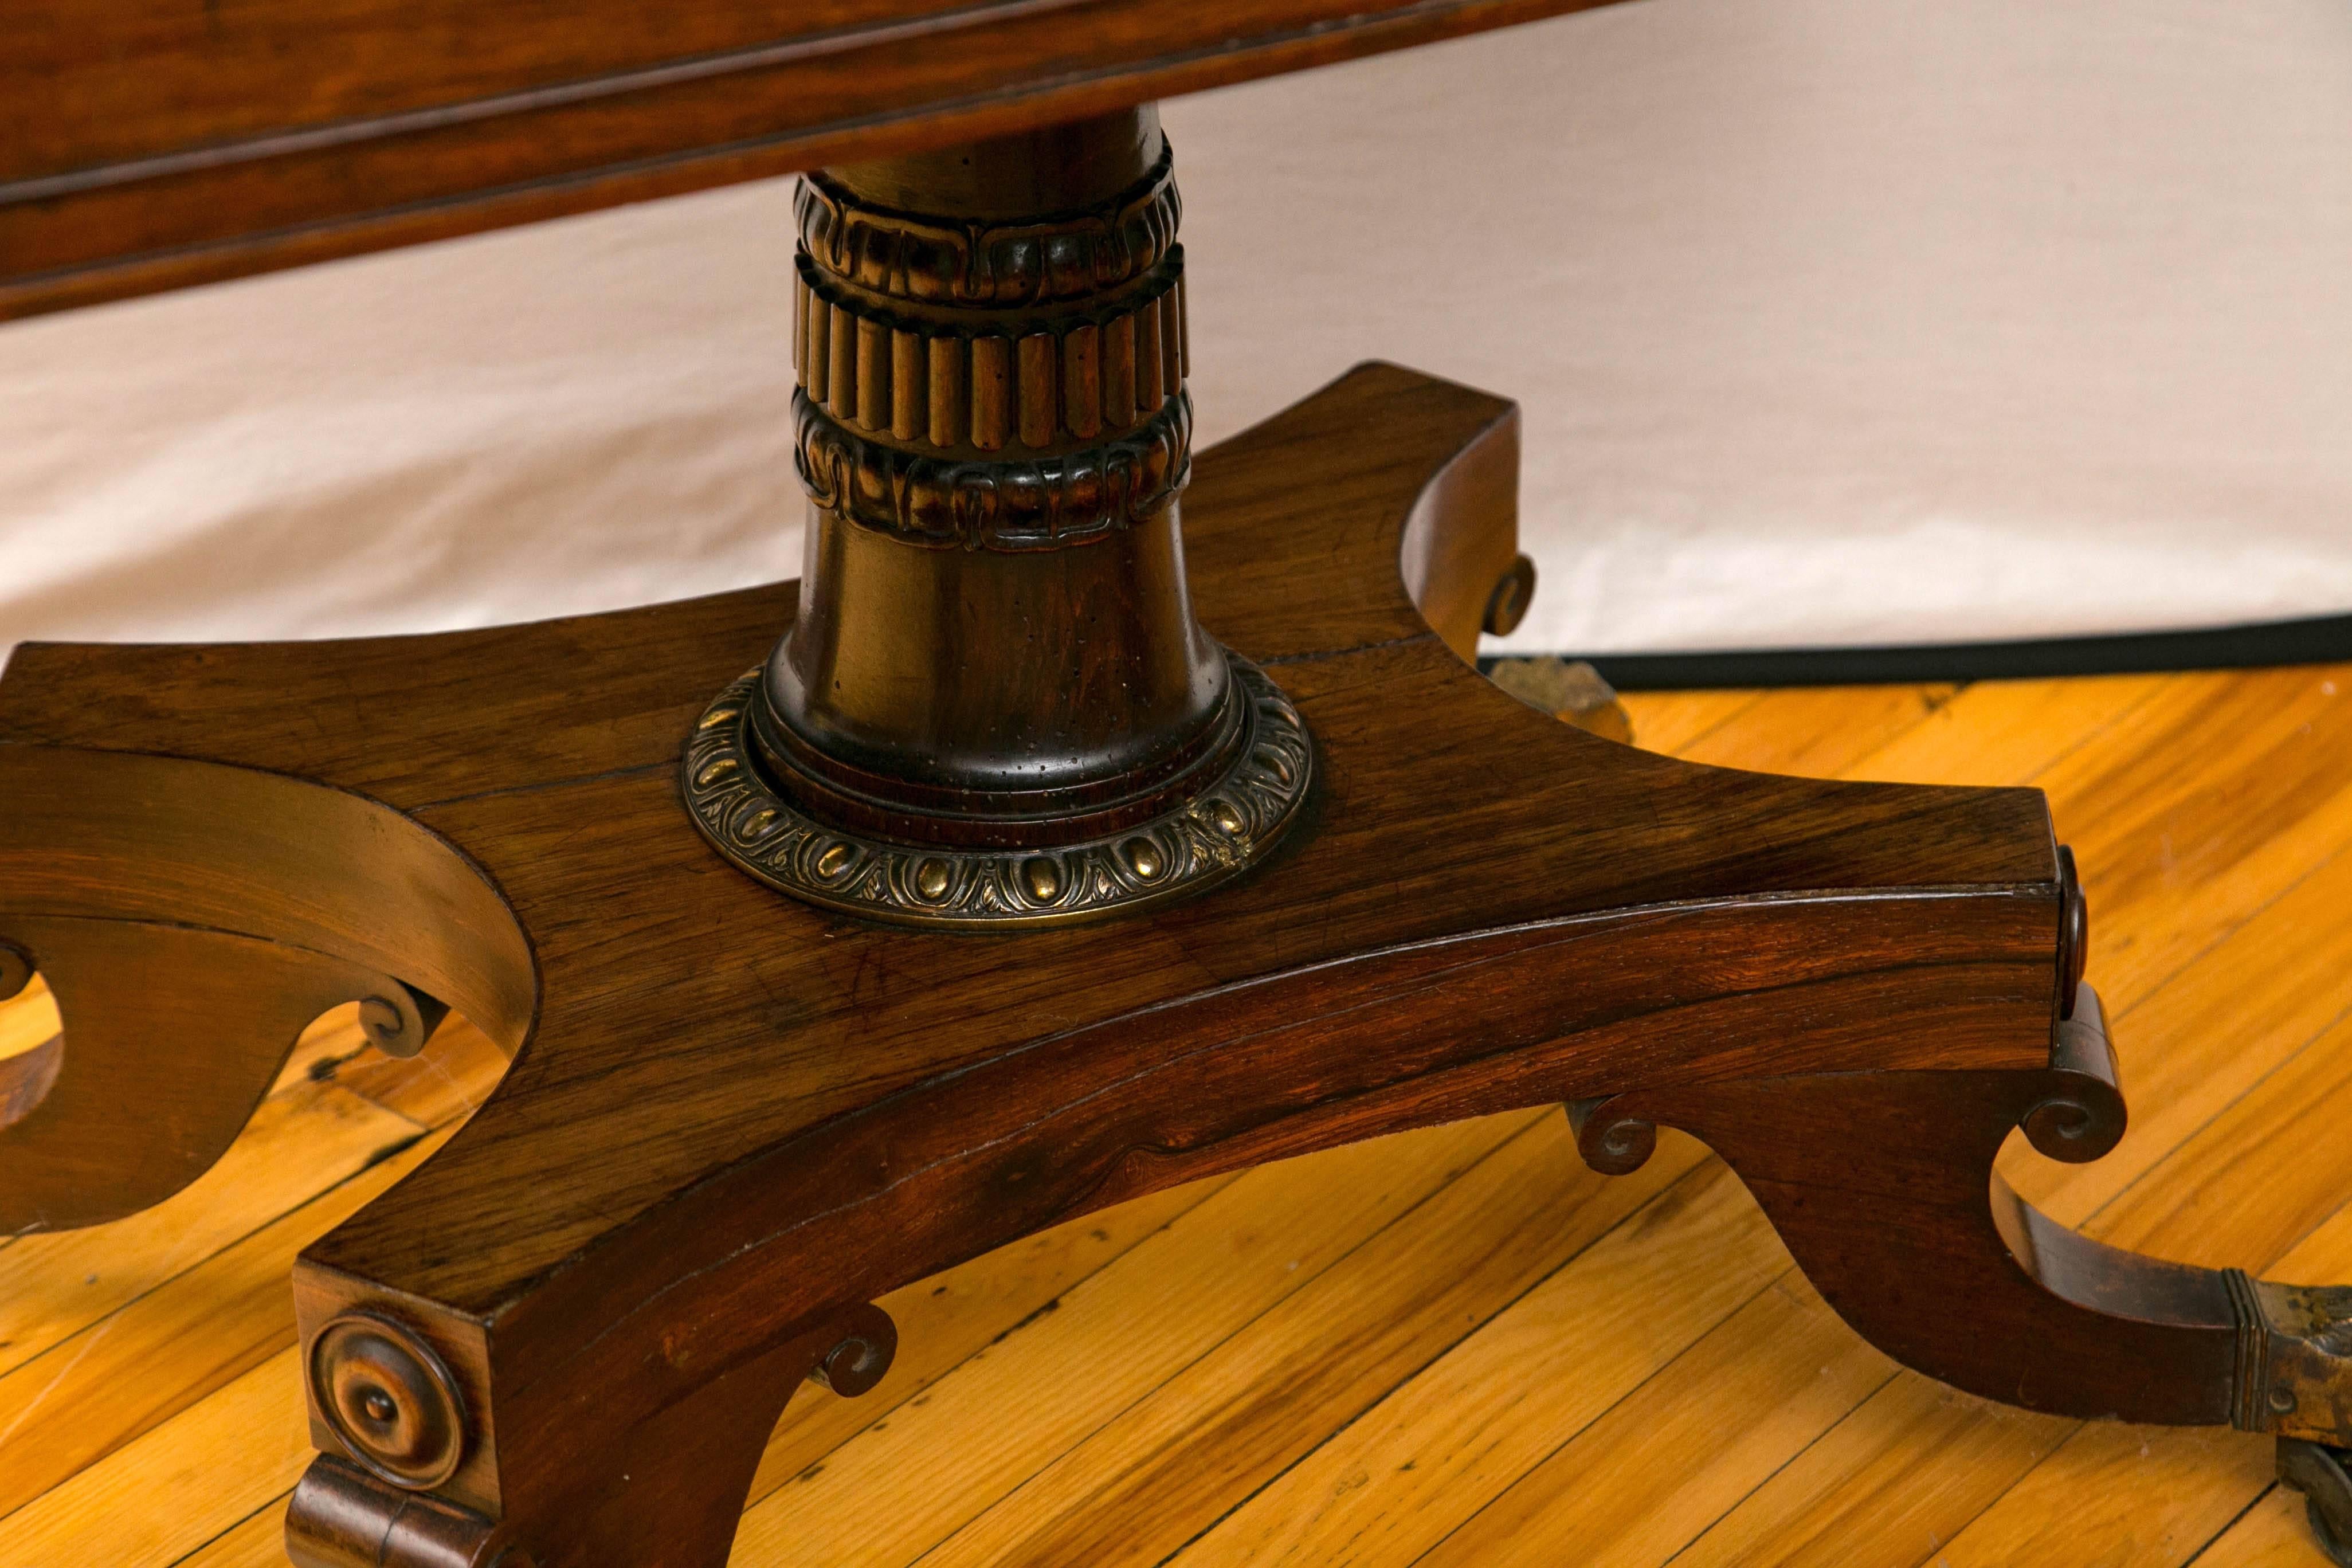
[703,107,1308,929]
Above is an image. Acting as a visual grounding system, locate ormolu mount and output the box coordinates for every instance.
[687,109,1309,928]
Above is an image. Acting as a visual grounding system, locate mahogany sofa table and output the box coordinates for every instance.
[6,5,2352,1566]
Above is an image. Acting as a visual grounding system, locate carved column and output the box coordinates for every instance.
[684,107,1311,928]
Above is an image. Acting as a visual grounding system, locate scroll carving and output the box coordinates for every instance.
[1566,1097,1657,1176]
[2021,983,2126,1163]
[0,743,528,1233]
[0,915,452,1232]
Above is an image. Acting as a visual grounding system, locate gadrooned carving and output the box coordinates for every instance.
[798,143,1181,306]
[681,653,1312,930]
[795,388,1190,551]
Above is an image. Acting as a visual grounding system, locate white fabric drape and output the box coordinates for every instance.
[3,0,2348,660]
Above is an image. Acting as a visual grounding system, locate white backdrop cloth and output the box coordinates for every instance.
[2,0,2349,661]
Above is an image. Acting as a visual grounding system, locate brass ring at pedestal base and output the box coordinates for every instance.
[680,650,1312,930]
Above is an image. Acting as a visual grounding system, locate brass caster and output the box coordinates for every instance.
[2279,1439,2352,1566]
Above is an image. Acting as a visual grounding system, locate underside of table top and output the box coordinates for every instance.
[0,0,1632,321]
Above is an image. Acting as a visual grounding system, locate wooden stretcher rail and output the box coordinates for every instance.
[0,0,1625,321]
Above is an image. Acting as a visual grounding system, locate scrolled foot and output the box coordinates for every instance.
[1572,982,2352,1437]
[2231,1277,2352,1440]
[289,1303,897,1568]
[0,360,2152,1559]
[1485,656,1634,744]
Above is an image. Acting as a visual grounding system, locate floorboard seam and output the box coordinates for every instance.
[2076,925,2352,1241]
[1393,1268,1796,1568]
[1142,1154,1738,1568]
[901,1110,1559,1568]
[738,1170,1255,1515]
[1895,1414,2086,1568]
[2013,680,2173,789]
[160,1487,292,1568]
[2179,1479,2278,1567]
[1640,690,1774,759]
[1653,1360,1906,1567]
[0,1114,437,1526]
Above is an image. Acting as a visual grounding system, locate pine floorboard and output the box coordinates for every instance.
[2,666,2347,1566]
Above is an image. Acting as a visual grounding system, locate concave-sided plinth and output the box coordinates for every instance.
[694,108,1311,928]
[10,365,2352,1568]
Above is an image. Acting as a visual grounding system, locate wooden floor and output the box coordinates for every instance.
[6,667,2352,1567]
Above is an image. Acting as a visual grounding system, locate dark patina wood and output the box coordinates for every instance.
[7,364,2351,1566]
[726,107,1315,924]
[0,0,1641,319]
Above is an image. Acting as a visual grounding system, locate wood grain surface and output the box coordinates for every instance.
[3,364,2126,1568]
[3,658,2348,1565]
[0,0,1632,320]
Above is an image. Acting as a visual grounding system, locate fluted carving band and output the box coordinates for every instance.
[794,257,1185,456]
